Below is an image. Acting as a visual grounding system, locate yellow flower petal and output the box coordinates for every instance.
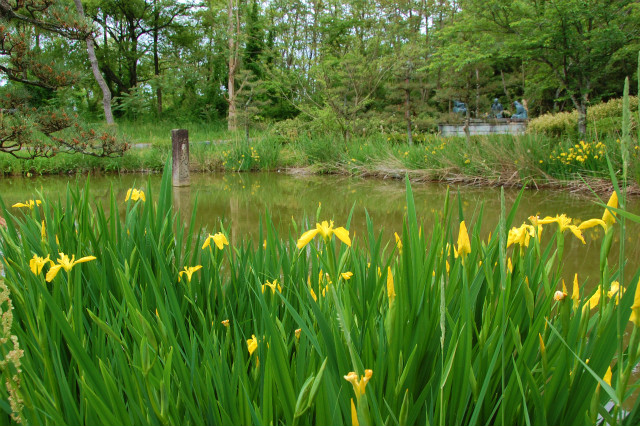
[213,233,229,250]
[572,274,580,309]
[394,232,402,254]
[316,220,333,239]
[630,278,640,328]
[456,221,471,259]
[602,191,618,228]
[351,399,359,426]
[45,264,63,282]
[604,366,612,387]
[247,335,258,356]
[341,272,353,280]
[568,225,585,244]
[29,254,50,275]
[297,228,320,249]
[74,256,97,265]
[387,267,396,307]
[588,290,601,310]
[578,218,606,231]
[333,227,351,247]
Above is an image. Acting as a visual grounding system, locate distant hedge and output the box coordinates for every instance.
[528,96,638,138]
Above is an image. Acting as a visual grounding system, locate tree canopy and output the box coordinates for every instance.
[1,0,639,152]
[0,0,127,158]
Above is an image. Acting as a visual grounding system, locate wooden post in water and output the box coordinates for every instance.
[172,129,190,187]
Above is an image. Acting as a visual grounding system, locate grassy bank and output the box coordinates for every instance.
[1,120,639,191]
[1,162,639,425]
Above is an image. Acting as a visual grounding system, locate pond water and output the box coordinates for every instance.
[2,171,639,289]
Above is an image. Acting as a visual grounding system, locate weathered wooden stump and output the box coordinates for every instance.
[172,129,190,187]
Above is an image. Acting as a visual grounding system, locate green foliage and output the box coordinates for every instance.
[216,137,281,172]
[528,97,639,138]
[1,165,639,425]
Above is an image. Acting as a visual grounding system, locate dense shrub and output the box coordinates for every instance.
[528,97,638,138]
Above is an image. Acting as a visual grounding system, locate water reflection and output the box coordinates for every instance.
[2,171,639,288]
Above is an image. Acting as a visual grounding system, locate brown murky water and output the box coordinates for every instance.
[2,171,639,287]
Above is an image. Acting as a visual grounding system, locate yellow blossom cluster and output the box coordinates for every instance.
[423,140,448,161]
[249,146,260,162]
[549,140,606,165]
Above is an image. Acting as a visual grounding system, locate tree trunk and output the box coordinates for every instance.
[405,75,413,146]
[73,0,114,124]
[500,70,512,106]
[577,103,587,136]
[475,68,480,118]
[129,23,138,89]
[227,0,238,132]
[153,1,162,116]
[464,107,471,146]
[571,94,588,136]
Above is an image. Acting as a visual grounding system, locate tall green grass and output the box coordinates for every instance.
[0,158,638,425]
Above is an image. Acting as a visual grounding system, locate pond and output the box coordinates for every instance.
[2,171,639,290]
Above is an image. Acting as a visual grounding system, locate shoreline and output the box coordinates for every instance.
[4,162,637,197]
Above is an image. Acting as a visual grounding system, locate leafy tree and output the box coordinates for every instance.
[0,0,126,158]
[87,0,191,114]
[463,0,640,135]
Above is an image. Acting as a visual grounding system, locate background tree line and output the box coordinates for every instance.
[1,0,640,156]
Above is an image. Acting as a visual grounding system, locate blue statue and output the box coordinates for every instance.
[512,101,528,119]
[491,98,503,118]
[452,100,467,115]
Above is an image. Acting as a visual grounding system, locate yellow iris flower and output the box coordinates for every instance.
[572,274,580,309]
[262,279,282,294]
[394,232,403,254]
[178,265,202,282]
[125,188,146,202]
[455,221,471,259]
[630,278,640,327]
[604,366,612,387]
[587,281,623,309]
[387,267,396,307]
[247,335,258,356]
[351,399,359,426]
[29,254,50,275]
[554,280,569,301]
[507,224,533,248]
[538,214,585,244]
[12,199,42,209]
[602,191,618,229]
[341,271,353,280]
[296,220,351,249]
[202,232,229,250]
[46,252,97,282]
[344,370,373,402]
